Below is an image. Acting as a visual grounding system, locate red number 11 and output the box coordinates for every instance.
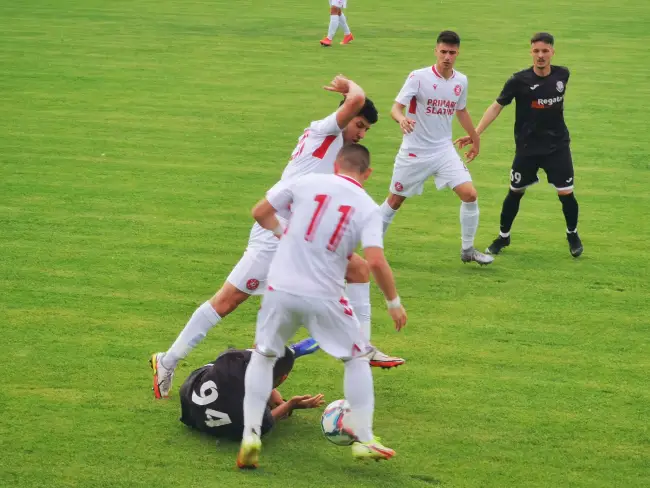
[304,194,354,252]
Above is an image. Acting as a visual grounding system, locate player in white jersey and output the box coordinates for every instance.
[379,30,494,266]
[320,0,354,47]
[150,76,404,400]
[237,144,407,469]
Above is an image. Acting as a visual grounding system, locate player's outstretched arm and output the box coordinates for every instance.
[455,102,504,148]
[391,102,416,134]
[455,108,481,163]
[270,394,325,421]
[323,74,366,129]
[364,247,407,331]
[252,198,284,238]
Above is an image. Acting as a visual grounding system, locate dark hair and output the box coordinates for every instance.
[531,32,554,45]
[338,97,379,124]
[437,30,460,46]
[336,144,371,173]
[272,347,295,380]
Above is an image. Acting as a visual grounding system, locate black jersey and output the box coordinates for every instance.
[496,65,571,156]
[179,349,274,440]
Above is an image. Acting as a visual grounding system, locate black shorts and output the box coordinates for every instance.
[510,146,574,191]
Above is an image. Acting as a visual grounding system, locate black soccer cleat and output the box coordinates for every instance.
[567,232,583,257]
[486,235,510,255]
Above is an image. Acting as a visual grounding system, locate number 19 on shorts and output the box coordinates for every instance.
[510,170,522,184]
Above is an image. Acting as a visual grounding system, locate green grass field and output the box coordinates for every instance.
[1,0,649,486]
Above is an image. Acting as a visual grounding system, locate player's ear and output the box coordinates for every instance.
[362,167,373,181]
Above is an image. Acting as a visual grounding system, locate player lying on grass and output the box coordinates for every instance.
[178,340,324,441]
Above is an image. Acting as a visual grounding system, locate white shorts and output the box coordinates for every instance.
[389,147,471,197]
[329,0,347,7]
[255,289,371,360]
[226,222,279,296]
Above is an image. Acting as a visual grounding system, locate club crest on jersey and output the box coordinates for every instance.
[246,279,260,291]
[433,84,437,90]
[394,182,404,192]
[454,84,462,96]
[556,81,564,93]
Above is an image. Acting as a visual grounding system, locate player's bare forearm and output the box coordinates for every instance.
[270,401,294,421]
[456,109,479,140]
[334,78,365,129]
[391,102,406,124]
[252,199,283,237]
[364,248,398,301]
[475,102,504,135]
[268,389,283,409]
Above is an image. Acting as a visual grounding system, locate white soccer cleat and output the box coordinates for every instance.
[150,352,174,399]
[369,349,405,369]
[461,247,495,266]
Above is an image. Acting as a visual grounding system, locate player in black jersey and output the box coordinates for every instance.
[455,32,583,257]
[179,342,324,441]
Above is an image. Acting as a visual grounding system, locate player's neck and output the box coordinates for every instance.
[533,65,551,77]
[435,63,454,79]
[336,172,363,187]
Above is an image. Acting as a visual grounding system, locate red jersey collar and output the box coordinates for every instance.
[337,174,363,188]
[432,64,456,80]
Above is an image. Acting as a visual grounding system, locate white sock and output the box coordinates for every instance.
[243,350,276,438]
[339,14,351,35]
[346,282,371,342]
[327,15,339,40]
[165,301,221,369]
[499,231,510,238]
[379,200,397,235]
[344,357,374,442]
[460,200,480,251]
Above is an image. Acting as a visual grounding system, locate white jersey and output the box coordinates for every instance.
[265,173,383,299]
[395,65,468,156]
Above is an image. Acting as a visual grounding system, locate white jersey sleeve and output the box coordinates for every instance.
[456,77,468,110]
[266,178,295,213]
[309,112,342,135]
[360,208,384,249]
[395,71,420,107]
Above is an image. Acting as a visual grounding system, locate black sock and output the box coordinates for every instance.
[559,193,579,232]
[500,190,525,234]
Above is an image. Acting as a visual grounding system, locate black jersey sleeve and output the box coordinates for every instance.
[496,75,518,106]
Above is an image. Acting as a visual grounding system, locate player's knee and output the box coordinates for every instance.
[456,184,478,202]
[557,189,573,196]
[345,254,370,283]
[210,284,249,316]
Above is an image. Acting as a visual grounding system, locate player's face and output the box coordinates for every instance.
[435,43,459,69]
[342,116,372,144]
[531,42,554,69]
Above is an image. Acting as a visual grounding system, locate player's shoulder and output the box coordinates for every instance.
[552,65,570,77]
[308,111,338,131]
[510,66,534,80]
[409,66,434,78]
[453,69,469,84]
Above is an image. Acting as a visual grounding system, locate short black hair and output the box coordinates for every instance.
[531,32,554,45]
[437,30,460,46]
[336,144,371,173]
[338,97,379,125]
[272,347,295,380]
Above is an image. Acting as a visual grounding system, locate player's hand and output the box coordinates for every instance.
[290,394,325,409]
[454,135,472,149]
[464,136,480,163]
[388,305,407,331]
[323,75,351,95]
[399,118,416,134]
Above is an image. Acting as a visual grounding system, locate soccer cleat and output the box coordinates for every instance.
[461,247,495,266]
[352,438,395,462]
[150,352,174,399]
[486,235,510,255]
[340,33,354,45]
[369,349,405,369]
[290,337,320,358]
[320,37,332,47]
[237,433,262,469]
[567,232,583,257]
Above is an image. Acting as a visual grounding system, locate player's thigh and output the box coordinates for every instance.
[432,148,472,190]
[226,229,277,296]
[510,154,540,191]
[541,147,574,191]
[389,153,435,197]
[304,297,370,360]
[255,290,301,356]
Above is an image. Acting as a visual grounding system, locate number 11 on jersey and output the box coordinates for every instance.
[304,194,354,252]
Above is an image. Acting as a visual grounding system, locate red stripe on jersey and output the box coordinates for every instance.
[408,97,417,114]
[312,135,337,159]
[432,65,456,79]
[336,174,363,188]
[408,153,417,158]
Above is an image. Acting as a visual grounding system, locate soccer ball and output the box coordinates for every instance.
[320,399,357,446]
